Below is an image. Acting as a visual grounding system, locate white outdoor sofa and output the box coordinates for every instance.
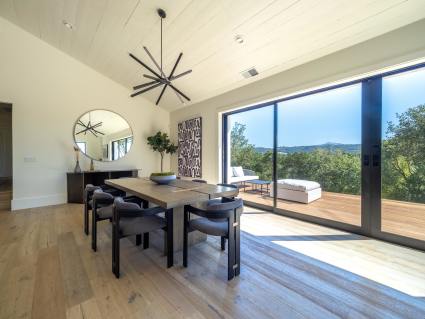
[228,166,259,184]
[270,179,322,204]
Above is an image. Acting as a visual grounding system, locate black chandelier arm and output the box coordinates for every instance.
[169,84,190,102]
[133,80,160,91]
[156,84,168,105]
[143,46,166,78]
[76,128,90,135]
[90,128,105,135]
[143,74,166,83]
[170,69,192,81]
[88,129,98,137]
[131,82,164,97]
[129,53,162,79]
[168,53,183,78]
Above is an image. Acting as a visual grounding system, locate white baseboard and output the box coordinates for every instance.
[11,193,67,211]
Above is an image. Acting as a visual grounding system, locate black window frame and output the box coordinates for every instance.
[111,136,133,160]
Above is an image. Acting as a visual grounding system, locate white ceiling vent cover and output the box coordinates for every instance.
[241,67,259,78]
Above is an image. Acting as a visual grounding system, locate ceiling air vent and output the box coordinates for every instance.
[241,67,259,79]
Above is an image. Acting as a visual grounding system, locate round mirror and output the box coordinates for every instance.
[73,110,133,161]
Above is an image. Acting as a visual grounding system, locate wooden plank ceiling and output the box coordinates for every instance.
[1,0,425,111]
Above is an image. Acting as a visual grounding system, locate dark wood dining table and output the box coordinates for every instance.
[104,177,238,267]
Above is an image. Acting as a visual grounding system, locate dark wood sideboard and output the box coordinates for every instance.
[67,169,138,203]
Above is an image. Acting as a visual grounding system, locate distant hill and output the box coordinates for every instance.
[255,142,361,154]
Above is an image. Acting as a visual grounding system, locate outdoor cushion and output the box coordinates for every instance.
[232,166,244,177]
[190,218,228,236]
[276,179,320,192]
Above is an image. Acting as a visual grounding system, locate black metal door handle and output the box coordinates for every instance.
[372,154,380,167]
[363,155,370,166]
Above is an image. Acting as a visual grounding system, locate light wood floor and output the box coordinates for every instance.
[0,204,425,319]
[240,190,425,241]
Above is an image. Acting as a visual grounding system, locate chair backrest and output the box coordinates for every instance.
[201,198,243,219]
[113,197,164,219]
[114,197,142,216]
[84,184,101,203]
[192,179,207,183]
[92,189,114,206]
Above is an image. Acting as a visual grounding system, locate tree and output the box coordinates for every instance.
[147,131,178,172]
[382,104,425,202]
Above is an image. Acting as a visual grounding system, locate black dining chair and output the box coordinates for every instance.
[83,183,126,236]
[183,198,243,280]
[112,197,171,278]
[91,189,147,252]
[192,179,207,183]
[84,184,101,235]
[216,183,239,249]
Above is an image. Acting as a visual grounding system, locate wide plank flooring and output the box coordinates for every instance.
[0,204,424,319]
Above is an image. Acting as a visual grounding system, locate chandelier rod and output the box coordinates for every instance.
[160,14,163,73]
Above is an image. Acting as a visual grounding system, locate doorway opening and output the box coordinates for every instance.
[0,103,12,211]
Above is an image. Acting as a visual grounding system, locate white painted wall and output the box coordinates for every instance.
[170,19,425,184]
[0,17,170,210]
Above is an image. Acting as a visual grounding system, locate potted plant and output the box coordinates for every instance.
[147,131,178,184]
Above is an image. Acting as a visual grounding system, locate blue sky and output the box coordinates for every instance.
[229,67,425,148]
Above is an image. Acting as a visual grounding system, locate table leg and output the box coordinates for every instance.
[166,209,174,268]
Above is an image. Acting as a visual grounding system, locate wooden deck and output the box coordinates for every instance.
[240,189,425,241]
[0,204,424,319]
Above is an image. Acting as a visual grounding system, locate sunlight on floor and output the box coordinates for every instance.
[241,206,425,297]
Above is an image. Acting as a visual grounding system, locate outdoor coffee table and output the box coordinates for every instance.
[246,180,271,195]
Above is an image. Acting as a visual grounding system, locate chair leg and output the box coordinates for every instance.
[136,234,142,246]
[112,223,120,278]
[221,236,226,251]
[91,208,97,252]
[112,224,116,273]
[84,205,89,235]
[227,213,235,281]
[165,209,174,268]
[114,238,120,278]
[143,233,149,249]
[183,208,188,267]
[235,208,241,277]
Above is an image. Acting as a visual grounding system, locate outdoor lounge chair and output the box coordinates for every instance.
[228,166,259,184]
[270,179,321,204]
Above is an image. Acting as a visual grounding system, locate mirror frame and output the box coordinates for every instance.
[73,109,134,162]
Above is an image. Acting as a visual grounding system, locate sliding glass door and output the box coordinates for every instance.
[226,104,274,208]
[380,67,425,242]
[276,84,362,227]
[222,63,425,251]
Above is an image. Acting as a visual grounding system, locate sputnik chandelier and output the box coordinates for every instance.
[129,8,192,105]
[76,113,104,137]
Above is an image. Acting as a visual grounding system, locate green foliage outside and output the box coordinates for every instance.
[230,104,425,203]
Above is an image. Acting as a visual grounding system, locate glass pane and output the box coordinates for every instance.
[113,141,119,160]
[382,67,425,241]
[227,105,274,208]
[126,137,133,153]
[277,84,362,226]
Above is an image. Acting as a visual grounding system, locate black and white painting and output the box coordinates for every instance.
[178,117,202,178]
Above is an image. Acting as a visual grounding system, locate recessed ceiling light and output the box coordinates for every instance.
[62,20,74,30]
[234,35,244,44]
